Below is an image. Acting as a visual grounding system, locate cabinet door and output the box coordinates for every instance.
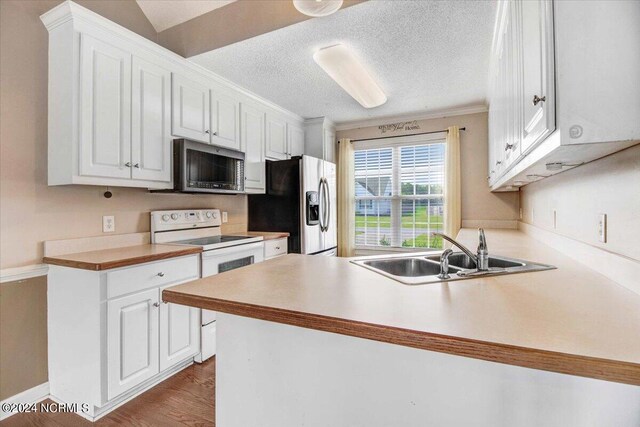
[171,74,210,143]
[520,0,555,153]
[159,287,200,372]
[265,114,288,160]
[241,103,266,192]
[107,288,159,399]
[323,129,336,163]
[131,57,171,183]
[211,91,241,150]
[287,123,305,158]
[79,35,131,179]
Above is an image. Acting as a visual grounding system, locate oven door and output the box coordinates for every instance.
[200,242,264,325]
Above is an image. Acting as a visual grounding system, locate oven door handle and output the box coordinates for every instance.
[200,241,264,258]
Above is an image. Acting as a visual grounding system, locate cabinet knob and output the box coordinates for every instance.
[205,130,210,134]
[133,163,140,168]
[153,302,160,308]
[212,131,217,136]
[124,162,132,167]
[504,143,514,151]
[157,272,165,277]
[532,94,546,106]
[275,246,280,250]
[496,161,502,165]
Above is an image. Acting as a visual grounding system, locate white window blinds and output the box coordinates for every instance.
[354,140,445,249]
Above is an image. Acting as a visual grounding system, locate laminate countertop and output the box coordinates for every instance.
[245,231,290,240]
[163,229,640,385]
[44,244,202,271]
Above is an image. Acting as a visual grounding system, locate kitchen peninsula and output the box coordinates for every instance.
[163,229,640,427]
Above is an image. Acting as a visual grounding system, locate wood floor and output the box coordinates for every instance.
[1,357,215,426]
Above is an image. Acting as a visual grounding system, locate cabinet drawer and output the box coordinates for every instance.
[264,238,287,259]
[107,255,199,299]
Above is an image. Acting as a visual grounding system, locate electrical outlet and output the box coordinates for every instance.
[552,209,557,229]
[531,208,535,223]
[598,214,607,243]
[222,212,228,223]
[103,215,115,233]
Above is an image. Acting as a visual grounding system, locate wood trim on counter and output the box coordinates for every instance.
[44,246,202,271]
[162,290,640,386]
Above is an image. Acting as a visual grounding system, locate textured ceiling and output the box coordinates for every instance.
[190,0,497,124]
[136,0,236,32]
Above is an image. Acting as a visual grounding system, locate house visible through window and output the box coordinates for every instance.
[354,139,445,249]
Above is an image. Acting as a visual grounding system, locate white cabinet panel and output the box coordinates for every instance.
[159,286,200,371]
[211,91,241,150]
[520,0,555,154]
[288,123,305,158]
[323,129,336,163]
[131,57,171,183]
[241,103,266,192]
[108,288,159,399]
[172,74,210,143]
[265,114,288,160]
[80,34,131,179]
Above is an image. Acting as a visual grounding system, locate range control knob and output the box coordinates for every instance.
[161,214,170,222]
[171,213,179,220]
[212,211,218,218]
[205,211,213,218]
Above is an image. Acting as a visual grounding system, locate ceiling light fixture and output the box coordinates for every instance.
[313,44,387,109]
[293,0,343,17]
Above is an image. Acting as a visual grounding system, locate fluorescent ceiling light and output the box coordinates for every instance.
[293,0,343,17]
[313,44,387,109]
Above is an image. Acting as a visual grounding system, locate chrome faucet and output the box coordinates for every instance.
[438,248,454,279]
[432,228,489,272]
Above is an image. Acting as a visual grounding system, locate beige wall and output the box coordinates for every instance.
[0,276,48,401]
[520,144,640,262]
[337,112,520,224]
[0,0,248,270]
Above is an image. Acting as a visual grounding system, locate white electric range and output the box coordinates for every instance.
[151,209,264,362]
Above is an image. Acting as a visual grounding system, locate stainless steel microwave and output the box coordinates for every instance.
[173,139,245,194]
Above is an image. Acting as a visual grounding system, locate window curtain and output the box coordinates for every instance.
[337,138,355,257]
[444,126,462,239]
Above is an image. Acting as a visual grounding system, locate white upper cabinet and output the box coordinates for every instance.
[304,117,336,164]
[42,1,305,190]
[79,34,132,179]
[288,122,305,158]
[266,113,288,160]
[519,0,554,154]
[171,74,211,144]
[486,0,638,191]
[131,57,172,183]
[241,103,266,193]
[210,90,241,150]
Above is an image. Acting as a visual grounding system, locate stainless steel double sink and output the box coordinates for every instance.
[351,252,555,285]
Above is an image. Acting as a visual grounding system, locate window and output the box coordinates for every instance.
[354,139,445,250]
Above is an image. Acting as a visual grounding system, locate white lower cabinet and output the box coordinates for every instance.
[107,288,160,400]
[47,254,200,420]
[159,285,200,372]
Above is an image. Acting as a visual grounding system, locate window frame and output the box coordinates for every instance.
[353,132,446,253]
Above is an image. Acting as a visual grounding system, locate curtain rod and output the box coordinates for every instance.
[349,127,466,143]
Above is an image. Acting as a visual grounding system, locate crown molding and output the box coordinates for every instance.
[40,1,303,123]
[334,105,488,131]
[0,264,49,284]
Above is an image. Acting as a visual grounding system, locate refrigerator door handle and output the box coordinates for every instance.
[318,178,326,232]
[323,179,331,233]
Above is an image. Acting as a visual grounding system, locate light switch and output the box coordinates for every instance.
[222,212,228,223]
[103,215,115,233]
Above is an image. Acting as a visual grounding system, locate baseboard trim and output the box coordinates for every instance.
[518,221,640,295]
[0,264,49,283]
[0,382,50,421]
[461,220,518,230]
[51,357,195,422]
